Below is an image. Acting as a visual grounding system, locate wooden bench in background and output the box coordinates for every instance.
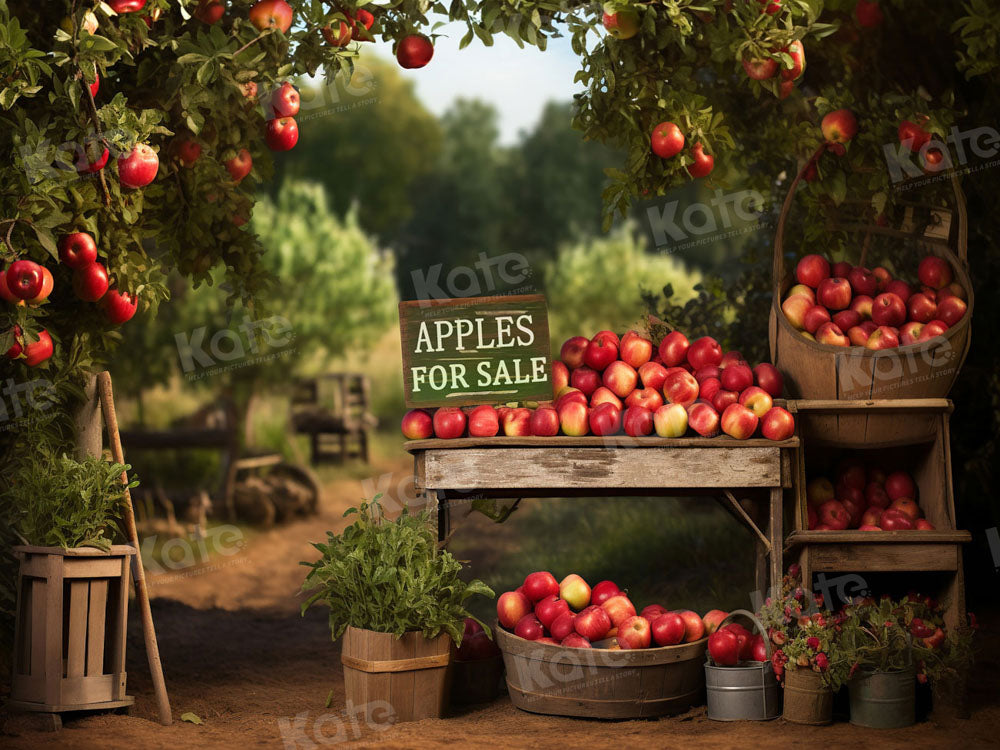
[291,373,377,464]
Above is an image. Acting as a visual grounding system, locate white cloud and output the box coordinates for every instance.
[371,23,585,144]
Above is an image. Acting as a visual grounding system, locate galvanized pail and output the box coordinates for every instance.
[783,666,833,725]
[849,666,916,729]
[705,609,780,721]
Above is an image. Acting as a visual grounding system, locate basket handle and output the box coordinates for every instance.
[718,608,773,661]
[774,153,970,287]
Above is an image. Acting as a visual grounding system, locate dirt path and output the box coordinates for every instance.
[1,456,997,749]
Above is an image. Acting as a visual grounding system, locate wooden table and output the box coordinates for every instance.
[406,435,799,601]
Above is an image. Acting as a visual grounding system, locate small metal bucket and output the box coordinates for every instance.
[849,666,916,729]
[783,667,833,725]
[705,609,780,721]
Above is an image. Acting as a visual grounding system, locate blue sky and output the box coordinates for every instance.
[370,22,585,144]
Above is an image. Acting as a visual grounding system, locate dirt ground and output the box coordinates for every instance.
[1,457,997,749]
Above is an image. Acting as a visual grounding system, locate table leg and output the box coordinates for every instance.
[437,492,451,544]
[768,487,783,600]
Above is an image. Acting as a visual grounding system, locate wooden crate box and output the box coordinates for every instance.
[9,546,135,713]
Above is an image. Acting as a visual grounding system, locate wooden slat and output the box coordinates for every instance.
[406,435,798,451]
[30,579,45,680]
[340,652,449,673]
[87,579,108,677]
[14,545,137,556]
[390,633,415,725]
[66,581,89,679]
[788,399,952,414]
[804,542,960,572]
[62,558,123,579]
[422,447,783,490]
[768,487,783,598]
[43,556,62,705]
[59,674,116,705]
[109,556,130,700]
[786,530,971,547]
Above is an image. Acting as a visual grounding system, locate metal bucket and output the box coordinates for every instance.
[783,667,833,725]
[705,609,780,721]
[849,666,916,729]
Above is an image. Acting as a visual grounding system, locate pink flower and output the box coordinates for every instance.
[813,613,827,628]
[788,563,801,578]
[814,593,825,607]
[815,652,829,671]
[806,636,820,650]
[794,587,805,601]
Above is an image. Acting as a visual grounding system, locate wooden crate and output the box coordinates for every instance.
[340,626,451,724]
[496,625,706,719]
[9,546,135,713]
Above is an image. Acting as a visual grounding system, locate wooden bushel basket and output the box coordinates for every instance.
[770,172,973,446]
[9,545,135,713]
[496,625,706,719]
[340,627,452,724]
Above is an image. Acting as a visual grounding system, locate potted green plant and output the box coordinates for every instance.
[301,497,494,724]
[758,565,849,725]
[6,451,137,712]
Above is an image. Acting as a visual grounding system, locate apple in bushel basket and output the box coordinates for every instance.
[591,580,621,606]
[559,574,592,610]
[817,278,852,310]
[872,292,907,327]
[574,605,612,641]
[786,284,816,304]
[815,322,849,347]
[702,609,729,634]
[549,612,576,641]
[678,610,706,642]
[782,295,812,330]
[651,613,686,646]
[618,616,652,650]
[865,325,899,350]
[400,409,433,439]
[848,266,878,297]
[832,309,861,332]
[850,294,873,320]
[918,320,949,342]
[937,296,967,327]
[535,595,572,629]
[708,628,740,666]
[885,279,912,304]
[918,255,953,289]
[560,336,589,368]
[561,633,592,649]
[468,405,499,437]
[497,591,532,628]
[640,604,668,623]
[803,305,831,334]
[795,254,830,288]
[523,571,560,602]
[601,595,637,628]
[515,615,545,641]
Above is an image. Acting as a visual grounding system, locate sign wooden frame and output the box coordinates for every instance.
[399,294,551,408]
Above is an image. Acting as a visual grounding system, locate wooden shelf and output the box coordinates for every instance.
[404,435,799,451]
[786,529,972,549]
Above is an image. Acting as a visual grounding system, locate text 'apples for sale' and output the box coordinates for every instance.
[399,295,551,407]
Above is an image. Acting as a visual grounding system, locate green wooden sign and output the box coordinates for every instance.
[399,294,551,407]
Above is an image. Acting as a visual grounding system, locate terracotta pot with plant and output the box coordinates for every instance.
[301,496,494,724]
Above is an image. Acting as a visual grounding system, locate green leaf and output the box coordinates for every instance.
[180,712,204,725]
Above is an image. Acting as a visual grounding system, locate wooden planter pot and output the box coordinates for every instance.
[9,545,135,714]
[770,174,972,446]
[496,625,706,719]
[340,626,452,724]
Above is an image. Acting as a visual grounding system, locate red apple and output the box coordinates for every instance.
[396,33,435,68]
[818,499,850,530]
[515,614,545,641]
[194,0,225,24]
[821,109,858,143]
[559,574,591,611]
[833,309,862,332]
[589,401,622,436]
[865,482,891,508]
[840,497,863,528]
[225,148,253,183]
[918,320,949,342]
[718,350,745,370]
[699,377,722,404]
[175,138,201,166]
[558,401,589,436]
[817,277,852,311]
[848,266,878,297]
[860,507,882,528]
[780,39,805,80]
[702,610,728,634]
[560,336,589,368]
[900,321,924,346]
[623,405,654,437]
[551,360,569,399]
[574,605,612,641]
[915,519,936,530]
[918,255,953,290]
[850,295,874,320]
[249,0,293,32]
[570,365,601,397]
[687,337,723,369]
[783,294,813,330]
[466,404,499,437]
[561,633,592,649]
[694,365,722,384]
[589,386,622,410]
[265,117,298,151]
[786,284,817,304]
[72,262,109,302]
[620,330,653,368]
[625,387,663,411]
[638,361,669,391]
[711,389,739,414]
[270,81,300,118]
[640,605,668,624]
[939,282,967,301]
[752,363,784,398]
[880,509,915,531]
[872,292,907,327]
[815,322,849,347]
[584,336,618,371]
[837,460,867,490]
[658,331,690,367]
[802,305,830,334]
[937,296,967,327]
[651,612,686,646]
[497,590,532,628]
[653,403,688,438]
[872,266,891,291]
[739,386,773,418]
[687,401,720,437]
[907,293,937,324]
[401,409,433,439]
[885,279,912,304]
[433,407,466,439]
[650,120,685,158]
[117,143,158,188]
[550,612,576,641]
[530,406,560,437]
[807,507,818,529]
[720,363,753,392]
[591,581,621,607]
[847,325,871,347]
[523,571,560,602]
[708,628,740,666]
[761,406,795,441]
[885,470,916,501]
[663,368,700,407]
[101,288,137,324]
[603,361,638,398]
[601,595,637,628]
[742,54,778,80]
[889,497,921,520]
[865,325,900,350]
[721,403,758,440]
[535,595,572,629]
[677,610,705,642]
[618,615,652,650]
[796,254,832,289]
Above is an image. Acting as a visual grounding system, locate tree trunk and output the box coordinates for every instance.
[73,373,102,460]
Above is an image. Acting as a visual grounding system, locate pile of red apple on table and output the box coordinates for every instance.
[401,329,796,442]
[782,252,967,349]
[806,461,935,531]
[497,571,728,650]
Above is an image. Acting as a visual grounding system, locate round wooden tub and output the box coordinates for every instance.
[496,625,706,719]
